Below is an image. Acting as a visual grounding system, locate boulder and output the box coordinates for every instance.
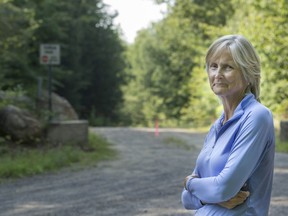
[36,91,78,121]
[0,105,42,142]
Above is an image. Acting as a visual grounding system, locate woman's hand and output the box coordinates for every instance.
[218,190,250,209]
[183,174,198,190]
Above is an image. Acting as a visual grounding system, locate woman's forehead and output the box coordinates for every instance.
[209,48,234,63]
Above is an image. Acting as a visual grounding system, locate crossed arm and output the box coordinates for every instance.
[183,175,250,209]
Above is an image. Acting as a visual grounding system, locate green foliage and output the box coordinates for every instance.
[89,106,114,126]
[0,87,32,110]
[0,0,126,124]
[121,0,288,127]
[222,0,288,119]
[0,133,117,180]
[31,0,126,121]
[0,1,39,91]
[1,0,287,128]
[122,0,233,127]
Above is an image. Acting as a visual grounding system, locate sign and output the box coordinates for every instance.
[40,44,60,65]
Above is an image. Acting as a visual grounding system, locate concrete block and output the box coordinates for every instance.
[46,120,88,145]
[280,120,288,142]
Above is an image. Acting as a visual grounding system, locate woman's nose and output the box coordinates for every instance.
[214,68,223,78]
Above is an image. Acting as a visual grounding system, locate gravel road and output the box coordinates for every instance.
[0,127,287,216]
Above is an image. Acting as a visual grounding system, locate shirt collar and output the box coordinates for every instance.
[215,93,255,132]
[233,93,255,116]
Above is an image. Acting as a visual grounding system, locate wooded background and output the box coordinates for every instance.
[1,0,287,127]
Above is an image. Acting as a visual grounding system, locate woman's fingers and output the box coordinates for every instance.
[236,190,250,199]
[219,190,250,209]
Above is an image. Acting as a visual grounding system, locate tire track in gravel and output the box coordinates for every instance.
[0,127,287,216]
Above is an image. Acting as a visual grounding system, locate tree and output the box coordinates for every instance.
[221,0,288,119]
[31,0,126,122]
[1,0,126,124]
[0,1,39,91]
[122,0,234,126]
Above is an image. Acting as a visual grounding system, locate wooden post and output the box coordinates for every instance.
[155,118,159,137]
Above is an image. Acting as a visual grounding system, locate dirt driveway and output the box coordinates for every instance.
[0,127,287,216]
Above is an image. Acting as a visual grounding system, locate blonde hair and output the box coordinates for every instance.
[205,35,261,101]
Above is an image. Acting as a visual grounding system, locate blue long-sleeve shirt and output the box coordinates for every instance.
[182,93,275,215]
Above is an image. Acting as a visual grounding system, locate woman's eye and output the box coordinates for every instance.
[209,63,218,70]
[225,65,234,70]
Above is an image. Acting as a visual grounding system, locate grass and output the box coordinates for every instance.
[0,130,286,181]
[0,133,117,181]
[276,138,288,153]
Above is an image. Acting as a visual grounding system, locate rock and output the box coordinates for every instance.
[36,91,78,121]
[0,105,42,142]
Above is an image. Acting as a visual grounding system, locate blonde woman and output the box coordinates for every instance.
[182,35,275,216]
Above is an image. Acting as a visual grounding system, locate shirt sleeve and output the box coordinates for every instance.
[186,107,274,203]
[181,189,203,209]
[181,168,204,210]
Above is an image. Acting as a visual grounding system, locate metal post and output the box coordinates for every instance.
[37,77,43,98]
[48,64,52,121]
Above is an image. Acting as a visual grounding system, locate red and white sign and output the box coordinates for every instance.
[40,44,60,65]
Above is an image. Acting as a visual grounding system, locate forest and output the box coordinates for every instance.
[1,0,287,128]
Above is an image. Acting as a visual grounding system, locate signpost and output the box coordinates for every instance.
[40,44,60,120]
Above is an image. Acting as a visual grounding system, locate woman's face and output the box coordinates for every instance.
[207,49,247,100]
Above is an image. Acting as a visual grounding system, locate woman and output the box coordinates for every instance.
[181,35,275,215]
